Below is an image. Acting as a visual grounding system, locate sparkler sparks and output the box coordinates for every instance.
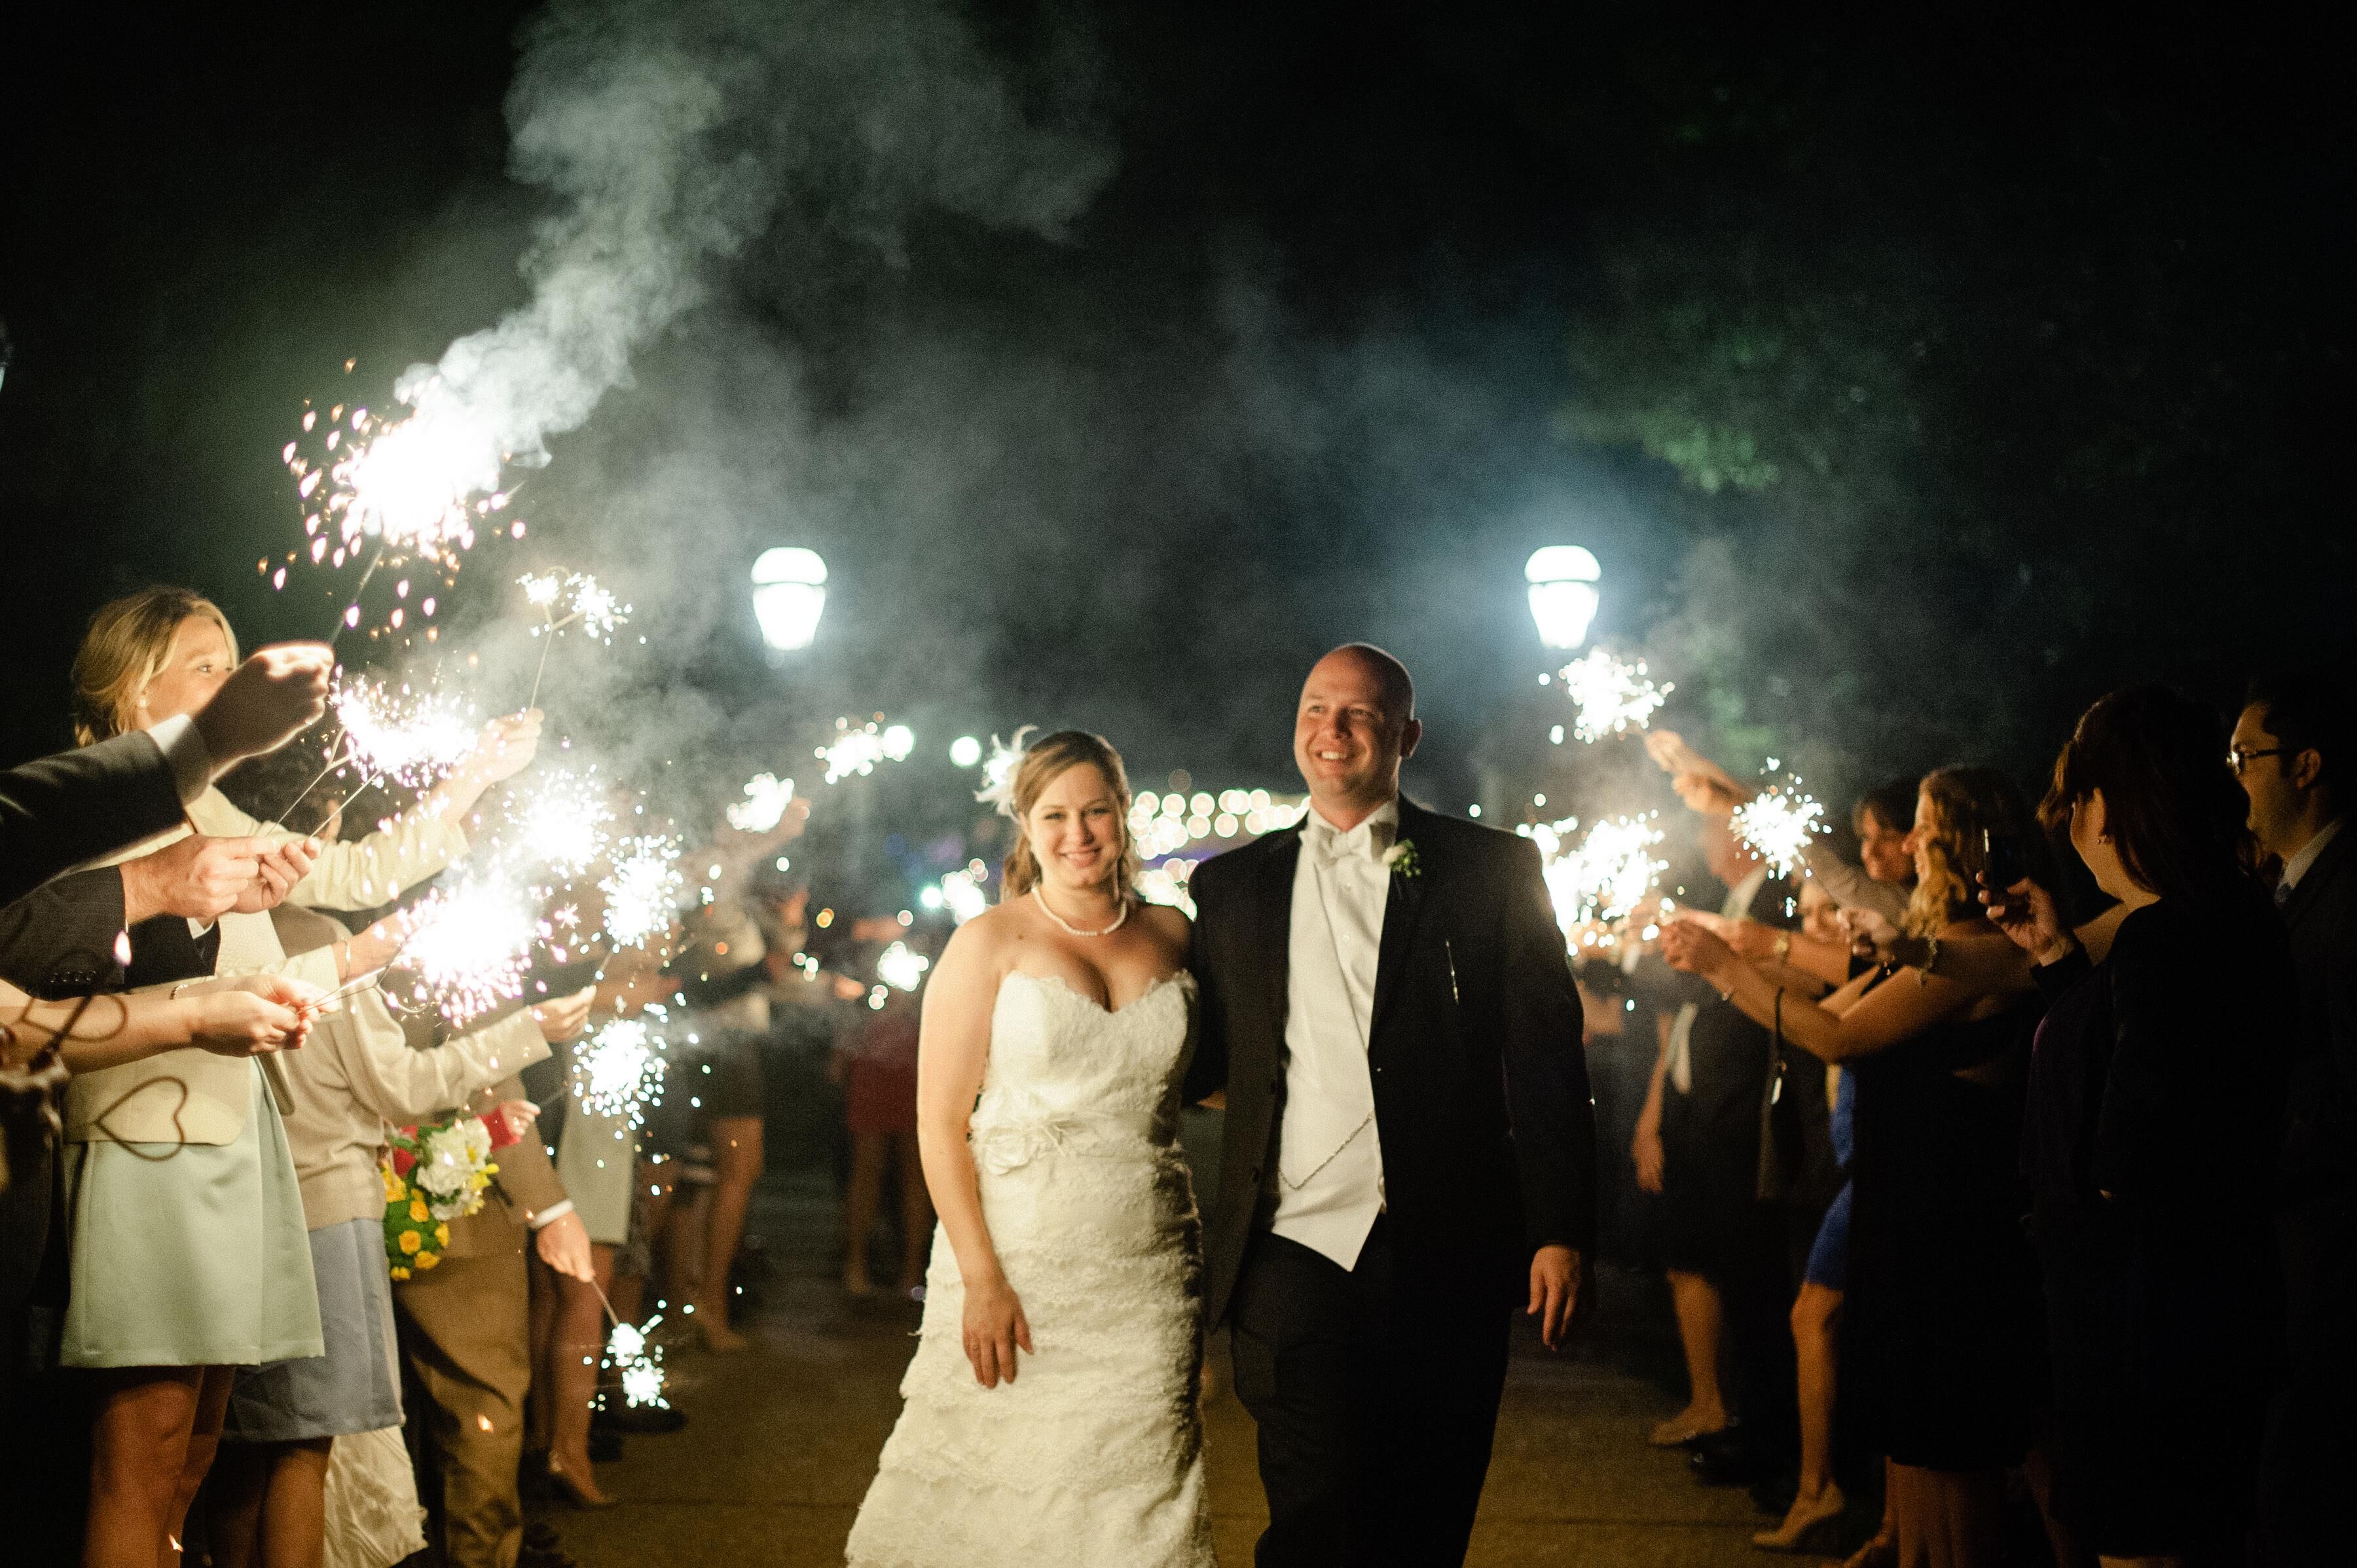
[1557,649,1673,742]
[283,396,511,586]
[725,773,795,833]
[509,767,615,877]
[397,878,549,1026]
[1532,813,1669,936]
[599,835,684,948]
[571,1012,668,1125]
[1731,773,1828,877]
[331,677,477,791]
[600,1314,669,1411]
[519,571,630,643]
[817,720,915,784]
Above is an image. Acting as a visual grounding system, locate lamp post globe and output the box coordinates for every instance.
[1525,545,1601,650]
[751,547,828,654]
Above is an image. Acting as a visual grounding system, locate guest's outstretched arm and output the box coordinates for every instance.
[1661,917,2009,1063]
[913,919,1031,1389]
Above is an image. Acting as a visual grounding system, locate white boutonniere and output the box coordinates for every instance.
[1381,839,1421,879]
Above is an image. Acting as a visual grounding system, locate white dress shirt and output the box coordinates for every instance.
[1272,797,1397,1269]
[1668,865,1770,1095]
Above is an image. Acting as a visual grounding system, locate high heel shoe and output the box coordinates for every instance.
[545,1457,615,1510]
[1750,1484,1844,1552]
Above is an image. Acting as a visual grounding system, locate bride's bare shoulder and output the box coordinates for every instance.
[1135,901,1190,944]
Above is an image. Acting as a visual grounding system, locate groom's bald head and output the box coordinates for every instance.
[1319,644,1415,723]
[1296,644,1420,823]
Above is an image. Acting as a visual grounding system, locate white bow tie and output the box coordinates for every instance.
[1308,817,1387,867]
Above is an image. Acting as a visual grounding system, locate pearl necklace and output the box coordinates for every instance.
[1032,884,1130,938]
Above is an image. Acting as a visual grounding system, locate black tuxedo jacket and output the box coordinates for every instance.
[1184,797,1596,1327]
[0,731,187,911]
[2280,823,2356,1199]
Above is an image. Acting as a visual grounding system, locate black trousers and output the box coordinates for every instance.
[1228,1224,1512,1568]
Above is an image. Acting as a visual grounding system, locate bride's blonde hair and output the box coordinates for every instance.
[988,729,1140,903]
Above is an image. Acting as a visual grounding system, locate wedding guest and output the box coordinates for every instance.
[0,639,331,906]
[397,1061,593,1568]
[37,587,538,1566]
[1984,685,2291,1565]
[202,764,596,1568]
[1631,820,1801,1478]
[2233,671,2354,1567]
[832,929,933,1300]
[1664,767,2049,1568]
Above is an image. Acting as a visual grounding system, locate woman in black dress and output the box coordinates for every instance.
[1664,766,2052,1568]
[1988,686,2294,1565]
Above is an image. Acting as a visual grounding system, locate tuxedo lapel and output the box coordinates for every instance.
[1368,800,1431,1037]
[1252,829,1303,1051]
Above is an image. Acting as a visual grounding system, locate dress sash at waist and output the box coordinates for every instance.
[966,1101,1170,1176]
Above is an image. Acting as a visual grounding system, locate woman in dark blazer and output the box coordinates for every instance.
[1990,685,2295,1565]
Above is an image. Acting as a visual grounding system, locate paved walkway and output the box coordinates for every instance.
[541,1175,1797,1567]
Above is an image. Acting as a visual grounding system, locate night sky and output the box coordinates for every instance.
[3,3,2347,847]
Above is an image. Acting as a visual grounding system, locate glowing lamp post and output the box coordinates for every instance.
[1525,545,1601,650]
[751,547,828,655]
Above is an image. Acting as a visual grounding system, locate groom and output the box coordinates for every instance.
[1187,643,1598,1567]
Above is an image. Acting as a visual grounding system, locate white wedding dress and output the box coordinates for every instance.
[845,969,1216,1568]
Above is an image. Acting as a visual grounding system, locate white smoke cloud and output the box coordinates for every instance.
[393,0,1114,479]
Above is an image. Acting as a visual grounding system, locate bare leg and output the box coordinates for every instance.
[1758,1283,1846,1546]
[695,1116,763,1347]
[84,1366,202,1568]
[1651,1269,1729,1444]
[547,1243,616,1507]
[162,1365,236,1566]
[2022,1440,2095,1568]
[842,1129,885,1296]
[892,1131,932,1292]
[207,1438,331,1568]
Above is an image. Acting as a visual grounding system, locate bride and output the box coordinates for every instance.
[845,730,1216,1568]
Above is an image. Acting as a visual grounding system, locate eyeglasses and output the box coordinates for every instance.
[2228,746,2293,776]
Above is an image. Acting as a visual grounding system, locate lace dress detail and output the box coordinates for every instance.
[845,970,1216,1568]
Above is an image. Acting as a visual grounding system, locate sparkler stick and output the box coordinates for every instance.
[329,538,391,646]
[272,738,358,824]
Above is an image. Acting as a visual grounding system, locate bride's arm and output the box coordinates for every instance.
[914,919,1033,1389]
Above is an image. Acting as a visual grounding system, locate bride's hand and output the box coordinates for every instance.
[962,1269,1034,1389]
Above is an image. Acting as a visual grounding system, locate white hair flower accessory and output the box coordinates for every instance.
[974,725,1037,818]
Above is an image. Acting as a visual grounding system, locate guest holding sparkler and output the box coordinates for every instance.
[35,587,538,1567]
[1664,769,2049,1568]
[193,761,595,1568]
[1631,818,1804,1482]
[1977,686,2295,1565]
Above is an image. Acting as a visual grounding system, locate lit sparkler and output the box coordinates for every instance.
[571,1010,668,1125]
[396,877,549,1026]
[1731,769,1827,877]
[1557,649,1673,743]
[600,835,684,949]
[332,676,477,791]
[1534,813,1669,936]
[509,767,615,877]
[519,570,632,707]
[817,720,916,784]
[724,773,795,833]
[598,1311,670,1411]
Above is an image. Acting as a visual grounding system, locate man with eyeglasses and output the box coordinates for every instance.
[2231,672,2352,1567]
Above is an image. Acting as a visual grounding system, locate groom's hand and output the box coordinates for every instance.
[1528,1245,1586,1350]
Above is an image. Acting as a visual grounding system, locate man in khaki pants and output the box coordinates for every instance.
[396,1063,592,1568]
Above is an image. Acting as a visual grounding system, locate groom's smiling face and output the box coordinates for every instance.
[1294,646,1421,822]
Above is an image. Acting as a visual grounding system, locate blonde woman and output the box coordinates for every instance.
[846,729,1213,1567]
[50,587,540,1567]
